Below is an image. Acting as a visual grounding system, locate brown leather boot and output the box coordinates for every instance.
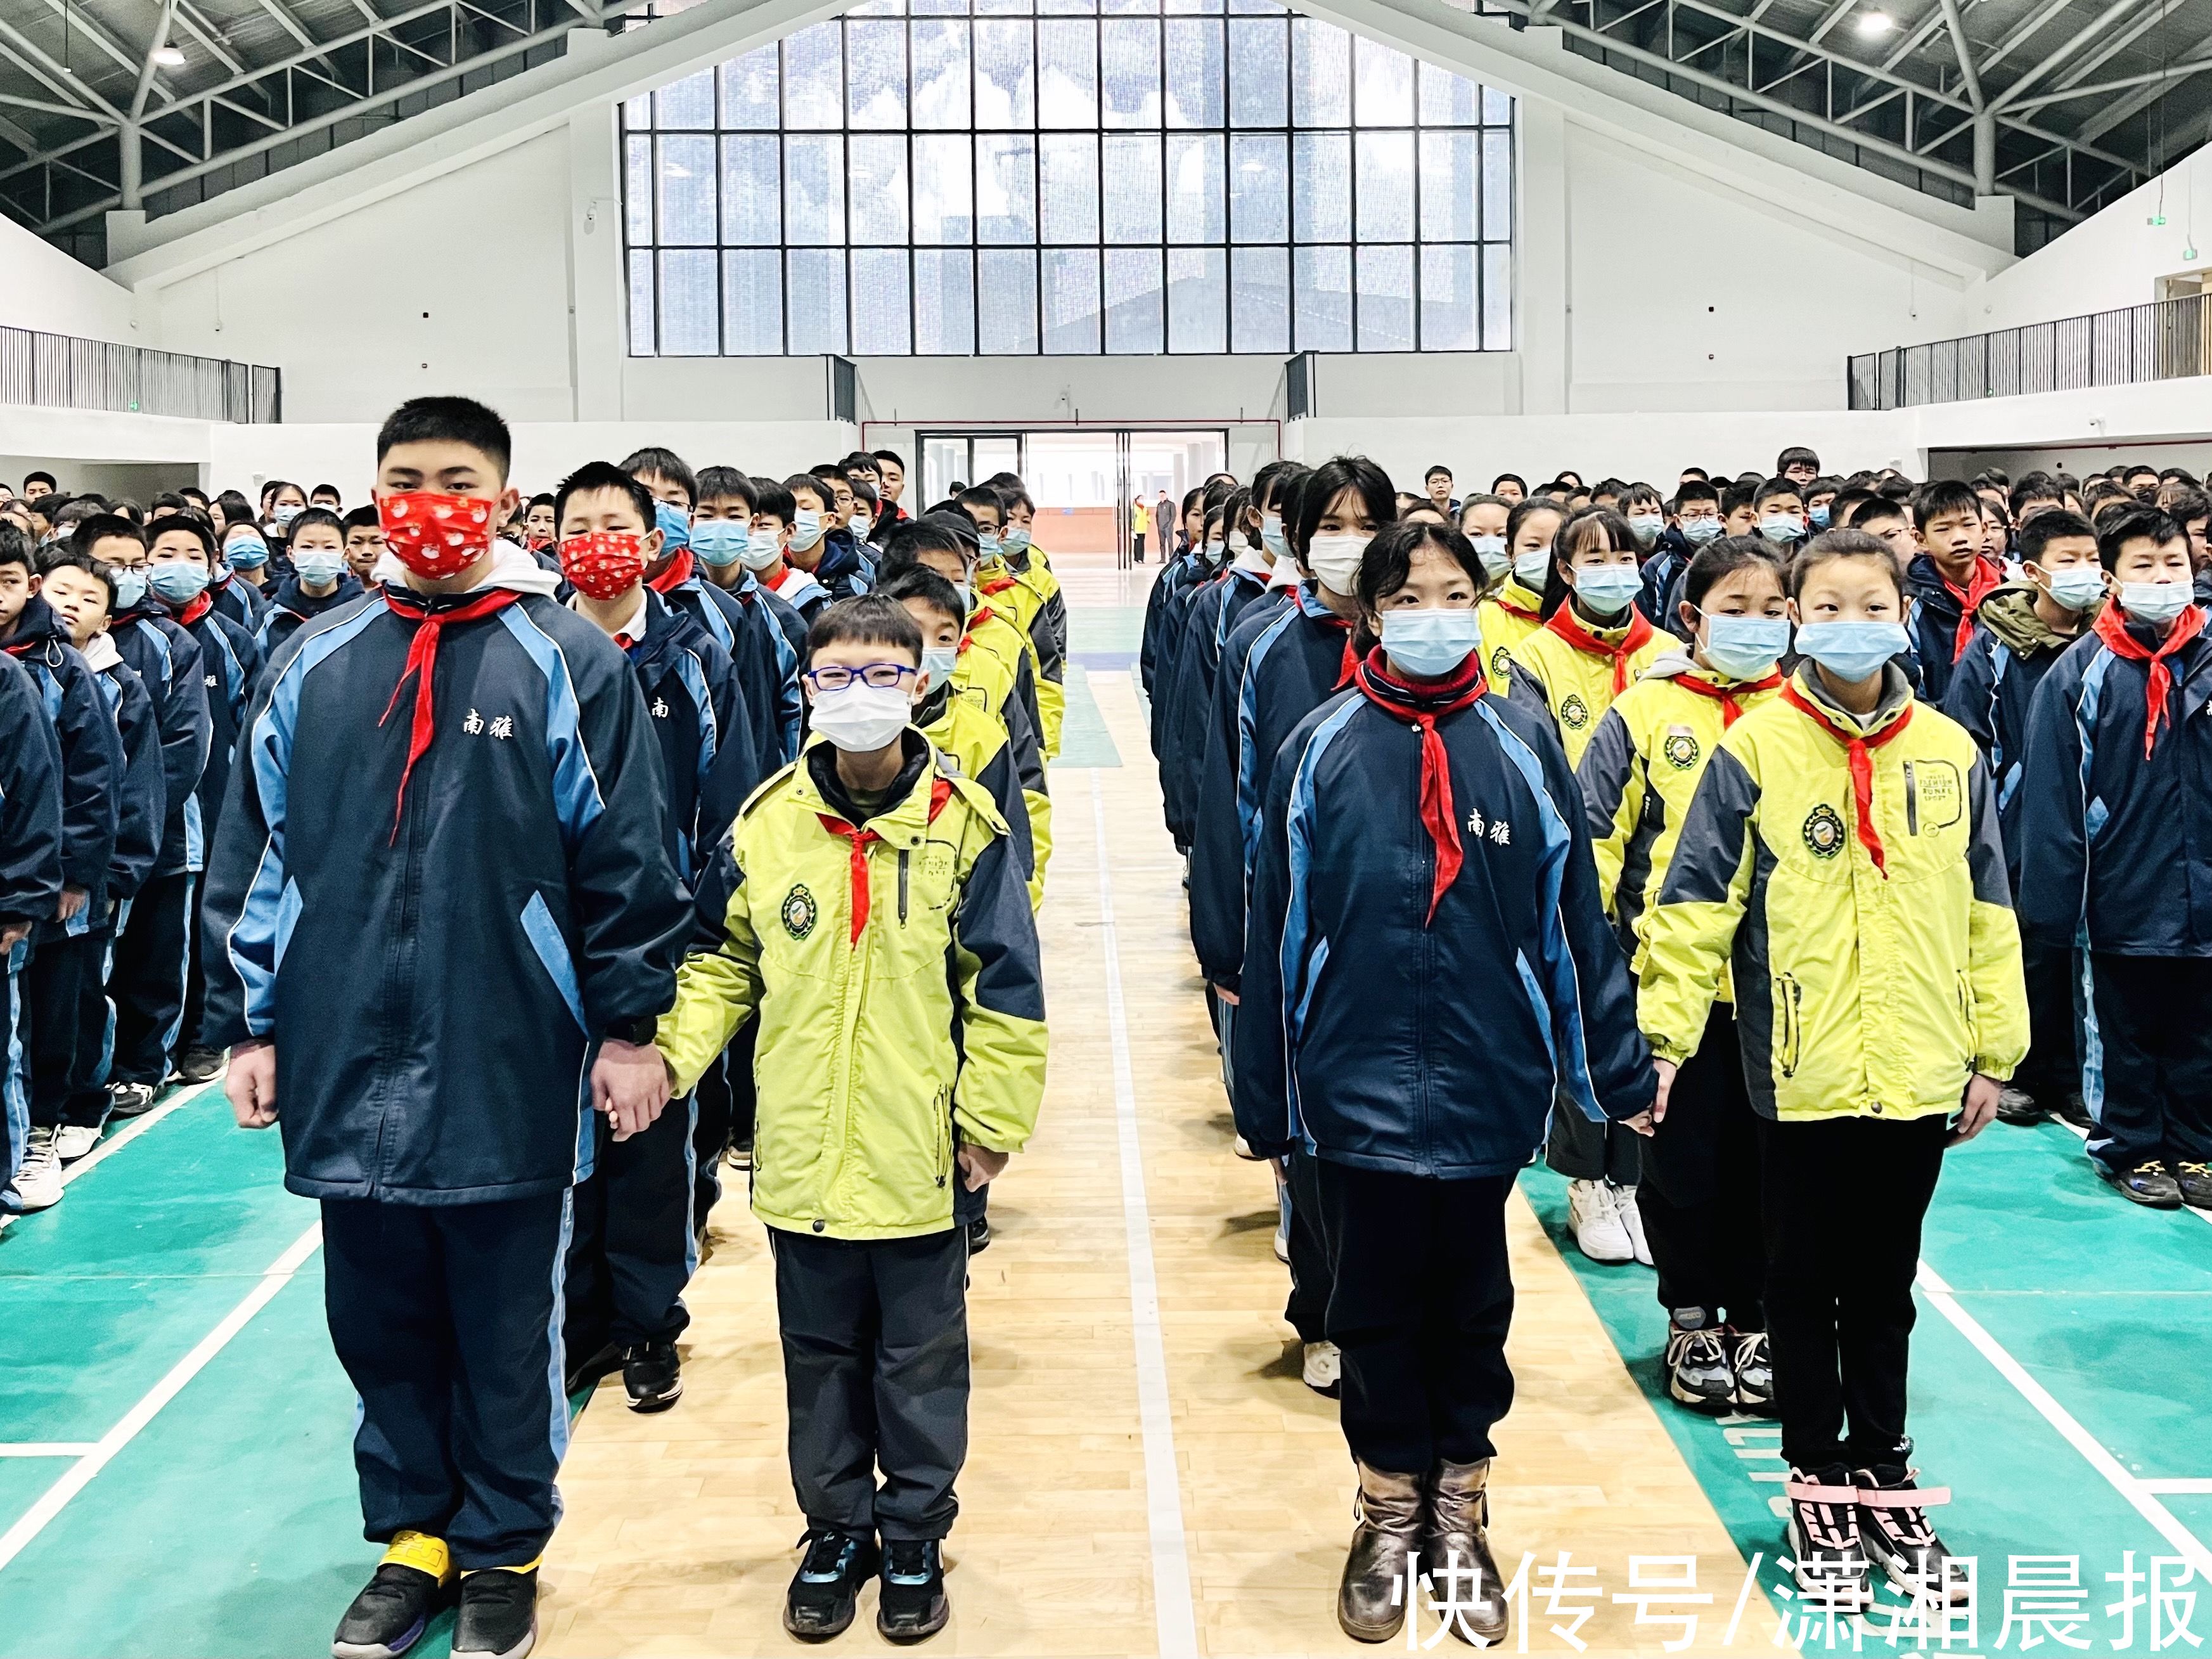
[1338,1460,1425,1643]
[1423,1458,1509,1646]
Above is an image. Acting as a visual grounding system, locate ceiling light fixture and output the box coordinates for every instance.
[152,45,186,66]
[1856,10,1895,35]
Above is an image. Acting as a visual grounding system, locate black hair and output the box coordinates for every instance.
[1806,475,1844,499]
[1673,479,1721,509]
[266,479,307,505]
[810,462,853,487]
[376,396,513,481]
[885,516,977,572]
[52,497,107,531]
[1555,470,1585,489]
[1752,475,1804,510]
[311,482,341,500]
[851,479,879,512]
[1682,538,1785,612]
[1504,495,1564,556]
[1910,479,1983,531]
[1679,467,1709,482]
[877,565,965,628]
[1827,487,1876,524]
[870,448,907,471]
[214,489,255,529]
[751,477,797,524]
[1493,472,1527,493]
[342,505,382,534]
[955,484,1006,526]
[696,466,757,513]
[842,452,881,476]
[994,480,1035,515]
[785,474,835,513]
[2009,477,2069,519]
[2097,505,2185,572]
[1424,464,1453,484]
[287,507,345,543]
[806,593,924,667]
[2166,487,2208,529]
[1848,495,1907,529]
[555,462,657,533]
[22,471,57,492]
[35,545,117,607]
[2017,508,2097,565]
[1720,484,1757,519]
[1250,458,1289,510]
[1540,506,1639,618]
[1287,455,1396,563]
[527,492,556,511]
[70,514,145,558]
[180,486,210,505]
[1777,446,1820,473]
[1789,528,1905,602]
[149,512,219,562]
[1457,492,1511,519]
[0,522,33,574]
[1621,482,1664,513]
[151,492,188,515]
[621,446,698,507]
[1352,520,1487,641]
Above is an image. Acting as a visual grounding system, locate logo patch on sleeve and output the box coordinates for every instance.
[1802,803,1847,858]
[780,884,818,939]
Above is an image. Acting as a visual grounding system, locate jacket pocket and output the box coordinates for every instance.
[520,891,588,1034]
[1956,969,1976,1065]
[1772,972,1802,1080]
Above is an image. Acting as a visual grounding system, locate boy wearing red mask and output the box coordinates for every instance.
[550,460,766,1415]
[200,398,693,1659]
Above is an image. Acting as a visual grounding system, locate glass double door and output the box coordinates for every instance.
[918,429,1227,567]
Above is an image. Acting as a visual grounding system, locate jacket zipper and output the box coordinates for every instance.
[899,848,910,925]
[1903,761,1919,836]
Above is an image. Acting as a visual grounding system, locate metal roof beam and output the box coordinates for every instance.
[1986,0,2144,113]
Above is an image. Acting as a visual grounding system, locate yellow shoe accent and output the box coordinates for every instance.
[461,1554,541,1578]
[380,1531,453,1585]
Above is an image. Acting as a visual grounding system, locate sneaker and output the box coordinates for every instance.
[331,1563,452,1659]
[1733,1330,1775,1412]
[2178,1163,2212,1211]
[451,1567,536,1659]
[621,1340,681,1412]
[53,1123,101,1163]
[1995,1086,2045,1125]
[2107,1159,2184,1208]
[169,1044,223,1085]
[967,1215,991,1255]
[877,1539,950,1644]
[1272,1186,1291,1265]
[1853,1464,1965,1603]
[1301,1339,1341,1397]
[1232,1133,1263,1161]
[1663,1316,1734,1410]
[1618,1185,1653,1265]
[1567,1179,1633,1264]
[727,1140,752,1171]
[562,1341,621,1398]
[2054,1092,2092,1128]
[784,1528,878,1641]
[15,1128,61,1211]
[107,1081,159,1119]
[1784,1466,1874,1610]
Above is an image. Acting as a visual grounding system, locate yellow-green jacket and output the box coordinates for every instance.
[1638,665,2028,1123]
[979,555,1066,759]
[1476,579,1546,682]
[1511,610,1683,771]
[657,732,1048,1239]
[920,684,1051,912]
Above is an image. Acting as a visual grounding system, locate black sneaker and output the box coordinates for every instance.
[2178,1163,2212,1211]
[451,1568,536,1659]
[1732,1330,1775,1413]
[170,1044,223,1085]
[1995,1087,2045,1125]
[563,1341,621,1398]
[622,1340,682,1412]
[784,1528,878,1641]
[2109,1160,2184,1208]
[967,1215,991,1255]
[1784,1467,1874,1610]
[332,1563,450,1659]
[107,1081,159,1119]
[1662,1319,1734,1410]
[2054,1092,2092,1128]
[877,1539,950,1644]
[1853,1464,1965,1604]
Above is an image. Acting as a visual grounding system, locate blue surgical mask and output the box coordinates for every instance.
[112,568,148,612]
[1809,504,1832,529]
[951,579,972,614]
[1759,513,1805,545]
[653,501,690,553]
[742,527,785,571]
[148,562,212,605]
[1380,608,1482,678]
[1471,534,1510,581]
[1261,513,1288,559]
[1627,513,1664,548]
[1795,620,1909,681]
[292,549,347,587]
[271,503,303,526]
[225,536,269,570]
[2121,581,2192,625]
[789,509,826,552]
[2044,567,2107,612]
[921,643,960,693]
[1574,564,1643,617]
[690,519,750,567]
[1680,517,1723,546]
[978,531,1003,559]
[1001,526,1032,553]
[1512,550,1552,589]
[1701,614,1791,680]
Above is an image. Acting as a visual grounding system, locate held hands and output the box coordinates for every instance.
[55,886,87,924]
[592,1038,671,1141]
[957,1144,1010,1192]
[0,917,30,955]
[228,1039,278,1128]
[1951,1073,2003,1146]
[1622,1057,1677,1138]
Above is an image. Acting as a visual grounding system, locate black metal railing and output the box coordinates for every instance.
[1849,293,2209,410]
[0,326,281,423]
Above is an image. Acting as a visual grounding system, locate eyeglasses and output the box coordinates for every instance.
[804,661,919,692]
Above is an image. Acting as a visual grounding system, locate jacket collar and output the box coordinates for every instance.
[795,730,939,847]
[82,630,122,673]
[1977,580,2089,656]
[1790,661,1914,737]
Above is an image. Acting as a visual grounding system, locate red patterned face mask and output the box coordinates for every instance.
[559,531,647,601]
[378,491,498,579]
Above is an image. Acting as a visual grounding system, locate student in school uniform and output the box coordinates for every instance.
[792,474,871,603]
[1475,496,1562,680]
[1237,518,1656,1648]
[988,482,1069,733]
[1906,480,2005,704]
[255,508,366,663]
[1640,527,2024,1608]
[73,517,211,1118]
[550,462,766,1416]
[652,595,1047,1645]
[341,505,389,588]
[203,397,690,1659]
[31,550,165,1163]
[961,484,1067,761]
[1578,538,1788,1413]
[1634,479,1724,628]
[147,513,264,1088]
[0,527,123,1211]
[1160,492,1273,853]
[1140,486,1212,699]
[748,477,837,624]
[0,645,63,1217]
[688,464,806,766]
[2019,505,2212,1210]
[1941,508,2101,1128]
[219,517,280,613]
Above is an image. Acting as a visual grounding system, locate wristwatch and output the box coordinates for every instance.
[603,1015,659,1046]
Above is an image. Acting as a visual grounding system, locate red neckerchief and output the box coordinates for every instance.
[818,777,954,945]
[1352,645,1488,925]
[981,575,1019,598]
[1675,669,1782,728]
[1942,557,2004,664]
[1780,681,1914,877]
[645,546,695,594]
[177,591,215,629]
[376,587,523,842]
[1545,604,1654,695]
[2093,602,2208,756]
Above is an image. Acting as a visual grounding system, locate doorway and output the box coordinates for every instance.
[915,428,1228,567]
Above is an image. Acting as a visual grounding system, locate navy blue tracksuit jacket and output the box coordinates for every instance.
[1161,564,1276,848]
[255,573,366,666]
[0,650,63,932]
[1141,551,1206,700]
[656,569,801,766]
[87,646,165,910]
[627,590,767,884]
[208,569,269,633]
[1907,552,1998,705]
[181,600,263,853]
[1234,683,1657,1176]
[1940,602,2078,892]
[3,597,122,936]
[200,586,693,1205]
[110,603,212,878]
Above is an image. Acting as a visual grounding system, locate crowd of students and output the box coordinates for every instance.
[1143,444,2211,1644]
[0,403,1066,1658]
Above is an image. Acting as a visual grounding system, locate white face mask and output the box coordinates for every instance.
[851,513,874,540]
[741,527,785,572]
[1306,533,1368,595]
[2121,581,2191,625]
[1512,549,1552,588]
[790,509,826,552]
[1470,534,1510,581]
[809,681,913,752]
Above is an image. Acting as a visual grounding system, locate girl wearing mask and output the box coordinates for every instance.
[1235,519,1654,1648]
[1455,493,1512,591]
[1640,528,2022,1610]
[1576,538,1788,1412]
[1476,497,1563,680]
[261,480,309,545]
[214,518,276,626]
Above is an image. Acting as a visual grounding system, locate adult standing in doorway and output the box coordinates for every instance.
[1132,495,1150,563]
[1156,489,1178,558]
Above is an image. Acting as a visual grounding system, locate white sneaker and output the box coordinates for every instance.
[1302,1339,1341,1395]
[1233,1134,1263,1161]
[16,1127,63,1211]
[1619,1185,1653,1266]
[1567,1178,1633,1263]
[54,1124,101,1162]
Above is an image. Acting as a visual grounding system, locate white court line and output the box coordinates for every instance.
[1090,771,1200,1659]
[1915,1260,2212,1578]
[0,1445,98,1457]
[0,1081,214,1235]
[0,1221,322,1578]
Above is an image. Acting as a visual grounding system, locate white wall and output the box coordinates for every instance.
[0,216,143,344]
